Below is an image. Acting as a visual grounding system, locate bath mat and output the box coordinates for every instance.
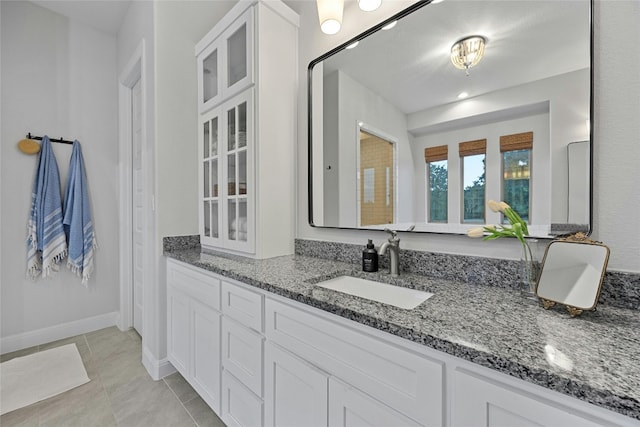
[0,343,90,415]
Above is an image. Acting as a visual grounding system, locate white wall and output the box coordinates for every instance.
[296,0,640,273]
[1,1,120,348]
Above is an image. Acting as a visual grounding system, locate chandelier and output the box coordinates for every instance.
[450,36,487,75]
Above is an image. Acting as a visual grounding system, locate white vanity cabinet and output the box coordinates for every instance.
[167,259,640,427]
[167,260,222,412]
[197,0,298,259]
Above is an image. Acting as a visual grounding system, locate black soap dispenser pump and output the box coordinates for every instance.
[362,239,379,272]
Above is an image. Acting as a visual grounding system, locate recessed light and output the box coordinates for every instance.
[358,0,382,12]
[457,92,469,99]
[431,0,444,4]
[382,21,397,31]
[346,41,359,49]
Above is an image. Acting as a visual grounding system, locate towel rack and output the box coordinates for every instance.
[18,133,75,155]
[26,133,74,145]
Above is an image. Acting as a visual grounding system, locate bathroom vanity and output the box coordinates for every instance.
[164,242,640,427]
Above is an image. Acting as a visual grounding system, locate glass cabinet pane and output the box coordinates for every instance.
[203,121,210,158]
[227,24,247,88]
[228,200,237,241]
[227,108,236,151]
[228,154,236,196]
[238,151,246,195]
[204,161,210,198]
[212,159,219,198]
[203,201,211,237]
[238,102,247,148]
[238,200,247,242]
[203,49,218,103]
[211,117,218,156]
[211,201,219,238]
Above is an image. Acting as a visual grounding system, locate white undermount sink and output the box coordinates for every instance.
[317,275,433,310]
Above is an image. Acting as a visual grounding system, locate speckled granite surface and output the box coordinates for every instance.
[164,241,640,420]
[295,238,640,310]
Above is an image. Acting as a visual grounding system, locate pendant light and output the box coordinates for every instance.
[317,0,344,35]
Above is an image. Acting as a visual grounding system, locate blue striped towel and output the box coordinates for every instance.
[27,136,68,279]
[63,140,97,285]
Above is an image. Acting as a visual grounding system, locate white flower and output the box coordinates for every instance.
[487,200,502,213]
[467,227,485,238]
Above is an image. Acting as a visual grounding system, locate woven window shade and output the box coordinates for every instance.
[459,139,486,157]
[424,145,448,162]
[500,132,533,152]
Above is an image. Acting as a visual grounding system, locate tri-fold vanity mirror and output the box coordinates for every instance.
[308,0,592,238]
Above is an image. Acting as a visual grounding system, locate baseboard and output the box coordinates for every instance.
[0,311,119,355]
[142,346,176,381]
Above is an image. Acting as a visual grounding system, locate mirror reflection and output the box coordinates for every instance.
[309,0,592,237]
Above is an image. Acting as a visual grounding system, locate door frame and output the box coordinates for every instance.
[118,40,146,332]
[355,121,399,228]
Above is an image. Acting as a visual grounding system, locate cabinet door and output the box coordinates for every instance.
[198,39,222,113]
[191,299,222,413]
[221,91,254,254]
[452,369,612,427]
[167,286,190,376]
[200,107,223,248]
[328,378,422,427]
[222,8,253,99]
[264,342,328,427]
[222,316,263,397]
[222,370,263,427]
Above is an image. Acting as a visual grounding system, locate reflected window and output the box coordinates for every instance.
[425,145,448,223]
[501,132,533,223]
[460,139,486,223]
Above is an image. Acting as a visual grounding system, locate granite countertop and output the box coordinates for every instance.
[164,245,640,421]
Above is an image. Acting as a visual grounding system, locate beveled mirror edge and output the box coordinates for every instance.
[535,233,610,316]
[307,0,594,238]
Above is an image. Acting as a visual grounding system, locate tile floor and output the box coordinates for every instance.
[0,326,226,427]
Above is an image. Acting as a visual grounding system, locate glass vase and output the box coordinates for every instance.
[520,242,538,299]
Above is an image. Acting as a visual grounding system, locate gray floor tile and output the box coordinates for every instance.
[0,327,225,427]
[164,372,199,403]
[183,396,226,427]
[110,375,195,427]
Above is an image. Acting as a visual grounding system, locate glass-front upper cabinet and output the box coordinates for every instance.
[200,90,253,253]
[197,8,254,114]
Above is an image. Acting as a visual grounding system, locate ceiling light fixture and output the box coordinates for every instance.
[346,41,359,49]
[457,92,469,99]
[358,0,382,12]
[382,20,397,30]
[450,35,486,76]
[317,0,344,35]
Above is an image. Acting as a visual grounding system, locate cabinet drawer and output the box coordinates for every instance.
[265,299,444,427]
[222,370,263,427]
[222,280,263,331]
[167,260,221,311]
[222,317,263,397]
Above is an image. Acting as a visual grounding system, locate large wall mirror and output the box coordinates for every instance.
[308,0,592,238]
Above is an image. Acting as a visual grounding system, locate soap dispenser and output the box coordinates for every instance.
[362,239,379,272]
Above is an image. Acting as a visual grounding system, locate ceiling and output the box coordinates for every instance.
[29,0,132,35]
[320,0,591,115]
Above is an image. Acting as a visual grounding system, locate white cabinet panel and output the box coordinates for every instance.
[265,298,443,426]
[222,370,263,427]
[452,368,615,427]
[264,342,328,427]
[222,280,263,332]
[222,316,263,397]
[192,299,222,413]
[328,378,422,427]
[167,286,190,375]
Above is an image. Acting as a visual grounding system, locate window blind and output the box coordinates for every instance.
[424,145,448,162]
[500,131,533,152]
[459,139,486,157]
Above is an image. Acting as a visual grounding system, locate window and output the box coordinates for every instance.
[425,146,448,222]
[460,139,486,223]
[501,132,533,223]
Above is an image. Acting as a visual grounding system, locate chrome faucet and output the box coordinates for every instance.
[379,225,414,276]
